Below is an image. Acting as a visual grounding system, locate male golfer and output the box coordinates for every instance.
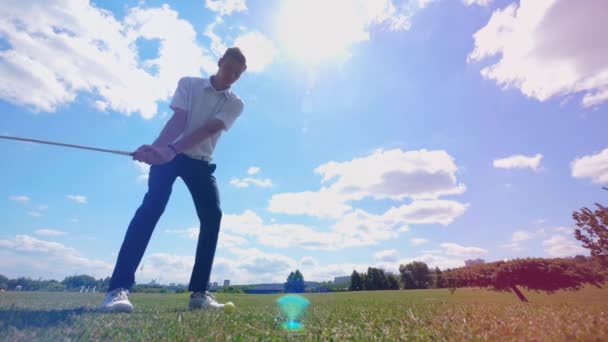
[100,47,247,313]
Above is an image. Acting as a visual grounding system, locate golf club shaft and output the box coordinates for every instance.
[0,135,133,156]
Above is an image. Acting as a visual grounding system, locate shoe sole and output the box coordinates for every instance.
[100,303,134,313]
[189,303,224,311]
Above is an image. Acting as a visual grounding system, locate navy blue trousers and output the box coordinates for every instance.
[109,154,221,292]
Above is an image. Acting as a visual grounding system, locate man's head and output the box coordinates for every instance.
[215,47,247,89]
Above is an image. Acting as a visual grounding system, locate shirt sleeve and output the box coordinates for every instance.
[214,97,244,131]
[169,77,191,111]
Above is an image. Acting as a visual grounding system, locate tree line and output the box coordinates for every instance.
[348,262,448,291]
[0,274,186,293]
[0,274,111,292]
[346,256,605,300]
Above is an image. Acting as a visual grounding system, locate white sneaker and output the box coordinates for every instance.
[189,291,225,310]
[99,288,134,313]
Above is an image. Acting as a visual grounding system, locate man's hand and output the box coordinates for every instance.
[132,144,176,165]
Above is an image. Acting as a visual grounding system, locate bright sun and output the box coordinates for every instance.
[276,0,371,65]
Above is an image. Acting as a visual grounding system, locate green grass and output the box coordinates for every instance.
[1,287,607,341]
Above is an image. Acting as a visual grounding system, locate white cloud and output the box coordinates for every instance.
[219,210,264,235]
[136,247,296,285]
[511,230,533,242]
[0,2,215,118]
[411,238,429,246]
[37,204,49,211]
[397,253,465,271]
[0,235,112,279]
[316,148,466,201]
[218,234,249,248]
[300,256,317,266]
[543,234,586,257]
[571,148,608,184]
[234,31,279,73]
[165,227,200,240]
[204,17,228,57]
[229,178,248,188]
[203,18,277,73]
[468,0,608,107]
[228,248,296,283]
[34,229,66,237]
[268,188,352,219]
[137,253,194,284]
[247,166,260,175]
[225,199,465,251]
[269,148,468,219]
[165,226,249,248]
[503,228,547,251]
[276,0,424,64]
[554,226,574,234]
[381,200,468,226]
[205,0,247,16]
[440,242,488,258]
[134,161,150,183]
[374,249,399,262]
[221,211,341,251]
[493,154,542,171]
[28,211,42,217]
[501,241,524,252]
[9,195,30,203]
[462,0,493,6]
[67,195,87,204]
[298,262,370,282]
[229,177,273,188]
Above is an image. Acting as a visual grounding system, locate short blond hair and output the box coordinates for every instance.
[223,47,247,70]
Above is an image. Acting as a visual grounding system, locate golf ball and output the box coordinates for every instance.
[224,301,235,313]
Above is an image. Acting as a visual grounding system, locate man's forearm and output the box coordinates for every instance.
[171,118,224,153]
[153,111,186,147]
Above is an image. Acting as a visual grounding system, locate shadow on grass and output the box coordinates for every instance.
[0,307,90,330]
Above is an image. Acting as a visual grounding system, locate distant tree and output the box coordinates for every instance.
[312,281,344,292]
[573,255,588,263]
[365,267,387,290]
[573,202,608,266]
[399,262,431,289]
[432,267,446,289]
[294,270,305,292]
[360,273,368,290]
[0,274,8,290]
[45,280,66,292]
[284,269,305,293]
[284,271,295,292]
[96,276,111,292]
[465,259,486,267]
[349,270,363,291]
[444,258,605,302]
[216,286,244,293]
[132,283,166,293]
[386,273,400,290]
[8,277,43,291]
[62,275,97,290]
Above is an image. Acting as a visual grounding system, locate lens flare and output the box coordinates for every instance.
[276,294,310,331]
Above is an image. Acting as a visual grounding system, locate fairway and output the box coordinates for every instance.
[1,287,607,340]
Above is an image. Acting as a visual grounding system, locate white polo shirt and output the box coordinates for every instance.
[169,76,244,161]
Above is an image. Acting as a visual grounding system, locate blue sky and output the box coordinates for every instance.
[1,0,607,285]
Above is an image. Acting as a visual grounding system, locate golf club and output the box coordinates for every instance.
[0,135,133,157]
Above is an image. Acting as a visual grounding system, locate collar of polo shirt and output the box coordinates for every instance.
[205,77,230,97]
